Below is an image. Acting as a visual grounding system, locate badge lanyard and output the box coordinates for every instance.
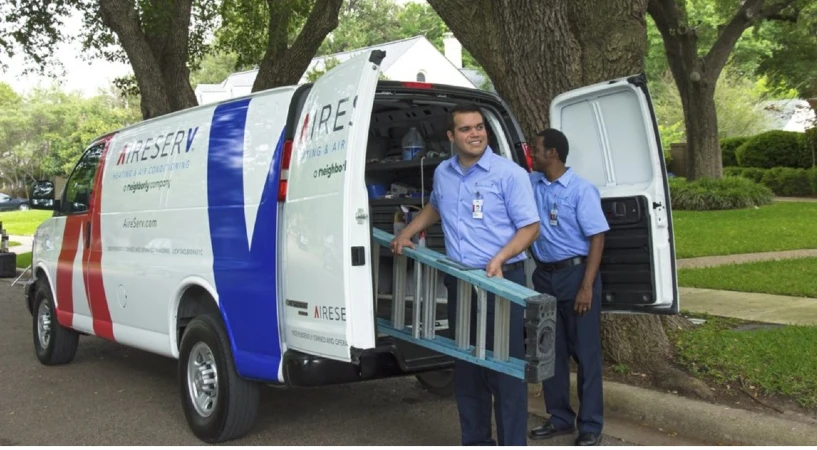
[472,190,484,220]
[548,186,567,227]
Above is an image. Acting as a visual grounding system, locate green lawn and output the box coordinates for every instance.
[678,257,817,298]
[673,202,817,258]
[672,314,817,408]
[16,251,31,268]
[0,210,52,236]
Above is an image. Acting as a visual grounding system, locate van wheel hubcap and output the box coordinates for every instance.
[187,342,219,417]
[37,301,52,349]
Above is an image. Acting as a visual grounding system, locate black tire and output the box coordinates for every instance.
[33,280,79,365]
[415,369,455,397]
[179,314,260,443]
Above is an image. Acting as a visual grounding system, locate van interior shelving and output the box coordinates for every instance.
[362,97,499,329]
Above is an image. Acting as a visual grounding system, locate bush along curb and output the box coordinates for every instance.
[724,166,817,197]
[668,176,774,210]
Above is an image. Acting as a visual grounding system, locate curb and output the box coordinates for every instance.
[528,373,817,446]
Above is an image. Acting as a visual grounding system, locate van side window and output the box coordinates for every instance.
[63,144,104,215]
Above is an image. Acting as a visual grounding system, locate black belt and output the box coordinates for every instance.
[534,256,586,272]
[501,260,526,272]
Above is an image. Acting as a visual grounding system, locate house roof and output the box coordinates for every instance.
[220,36,426,88]
[459,68,494,92]
[760,99,816,133]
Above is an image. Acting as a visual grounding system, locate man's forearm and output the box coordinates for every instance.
[582,233,605,289]
[397,203,441,239]
[494,222,540,265]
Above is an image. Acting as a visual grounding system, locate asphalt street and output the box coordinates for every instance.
[0,277,633,446]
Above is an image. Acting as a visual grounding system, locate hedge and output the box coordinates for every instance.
[724,166,817,197]
[735,130,811,169]
[721,136,750,167]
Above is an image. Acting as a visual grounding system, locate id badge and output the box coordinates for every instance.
[549,204,558,226]
[472,199,484,219]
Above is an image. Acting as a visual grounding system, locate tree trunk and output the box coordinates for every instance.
[251,0,344,92]
[427,0,703,388]
[98,0,197,120]
[648,0,799,180]
[680,80,722,178]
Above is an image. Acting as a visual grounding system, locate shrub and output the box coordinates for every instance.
[806,127,817,168]
[809,167,817,195]
[721,137,750,167]
[669,176,774,210]
[735,130,809,169]
[761,167,813,197]
[723,166,744,177]
[736,167,767,183]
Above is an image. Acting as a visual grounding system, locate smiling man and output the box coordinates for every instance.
[390,103,540,446]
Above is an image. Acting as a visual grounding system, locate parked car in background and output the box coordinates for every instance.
[0,193,29,211]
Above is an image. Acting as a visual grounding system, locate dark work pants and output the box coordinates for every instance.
[532,263,603,435]
[443,266,527,446]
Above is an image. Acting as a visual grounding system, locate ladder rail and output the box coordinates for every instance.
[371,228,556,383]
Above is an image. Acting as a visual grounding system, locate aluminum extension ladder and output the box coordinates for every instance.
[371,228,557,383]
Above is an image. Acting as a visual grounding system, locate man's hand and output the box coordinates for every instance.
[390,234,415,255]
[574,286,592,315]
[486,257,504,278]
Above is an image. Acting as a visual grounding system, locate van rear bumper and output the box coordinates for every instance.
[282,336,454,387]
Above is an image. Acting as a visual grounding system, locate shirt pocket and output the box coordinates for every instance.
[556,196,577,215]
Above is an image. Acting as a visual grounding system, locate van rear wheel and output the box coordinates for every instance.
[33,280,79,365]
[179,314,260,443]
[415,369,455,397]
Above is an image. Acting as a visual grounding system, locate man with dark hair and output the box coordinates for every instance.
[527,128,609,446]
[391,103,540,446]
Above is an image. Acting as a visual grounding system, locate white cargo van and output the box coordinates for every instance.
[25,49,677,443]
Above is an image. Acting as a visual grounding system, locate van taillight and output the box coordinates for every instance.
[521,142,533,172]
[401,81,433,89]
[279,139,293,202]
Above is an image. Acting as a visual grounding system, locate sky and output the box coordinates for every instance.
[0,10,132,98]
[0,0,426,98]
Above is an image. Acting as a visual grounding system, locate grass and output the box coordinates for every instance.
[672,202,817,258]
[9,241,20,247]
[0,210,52,236]
[672,314,817,408]
[678,257,817,298]
[15,251,31,268]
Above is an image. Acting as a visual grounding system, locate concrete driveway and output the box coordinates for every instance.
[0,279,633,446]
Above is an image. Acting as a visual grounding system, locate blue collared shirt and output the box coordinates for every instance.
[530,168,610,263]
[429,148,539,268]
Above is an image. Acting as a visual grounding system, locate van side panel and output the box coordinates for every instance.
[204,96,289,381]
[93,87,293,382]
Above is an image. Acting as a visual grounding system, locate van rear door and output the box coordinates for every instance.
[281,50,384,362]
[550,74,678,314]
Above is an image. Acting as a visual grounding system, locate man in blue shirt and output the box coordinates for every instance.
[390,103,540,446]
[527,128,609,446]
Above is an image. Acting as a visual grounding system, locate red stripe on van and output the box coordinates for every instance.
[55,216,84,328]
[82,137,115,341]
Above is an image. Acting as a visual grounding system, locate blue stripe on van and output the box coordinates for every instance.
[207,98,284,382]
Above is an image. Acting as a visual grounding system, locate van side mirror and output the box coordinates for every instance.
[29,180,57,211]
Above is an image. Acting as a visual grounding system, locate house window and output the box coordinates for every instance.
[416,71,426,82]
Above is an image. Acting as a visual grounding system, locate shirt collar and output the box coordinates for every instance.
[535,167,575,187]
[451,146,494,174]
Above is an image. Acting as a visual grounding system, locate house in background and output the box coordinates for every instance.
[195,33,484,105]
[759,99,816,133]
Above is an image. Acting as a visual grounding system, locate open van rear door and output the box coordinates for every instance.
[550,74,678,314]
[281,50,384,362]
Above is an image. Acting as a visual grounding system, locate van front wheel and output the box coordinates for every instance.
[179,314,260,443]
[33,280,79,365]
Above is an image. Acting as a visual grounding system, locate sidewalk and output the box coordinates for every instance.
[526,256,817,446]
[6,235,33,254]
[678,248,817,269]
